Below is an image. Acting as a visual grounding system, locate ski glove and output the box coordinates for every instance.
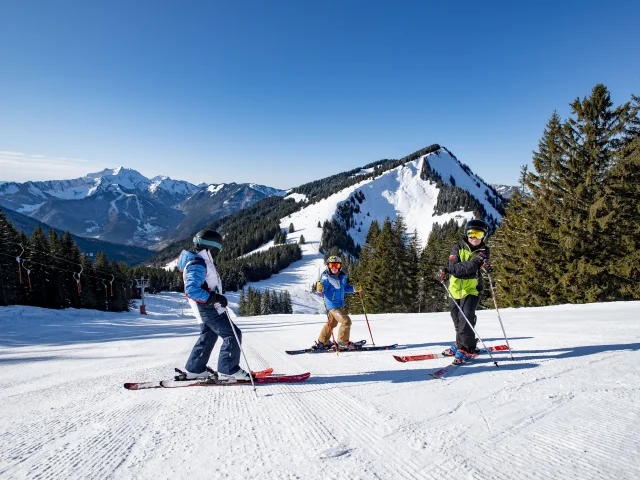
[482,262,492,273]
[354,285,362,293]
[206,292,228,308]
[473,249,488,264]
[436,269,446,282]
[316,281,324,293]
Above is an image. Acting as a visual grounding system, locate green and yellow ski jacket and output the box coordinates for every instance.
[446,239,489,300]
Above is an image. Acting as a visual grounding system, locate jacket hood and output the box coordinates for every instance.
[177,250,198,272]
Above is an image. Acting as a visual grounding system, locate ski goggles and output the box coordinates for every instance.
[193,237,223,251]
[466,229,486,240]
[328,262,342,269]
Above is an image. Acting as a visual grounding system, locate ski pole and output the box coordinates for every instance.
[321,294,340,356]
[357,284,375,346]
[225,308,257,395]
[485,271,515,360]
[438,277,499,367]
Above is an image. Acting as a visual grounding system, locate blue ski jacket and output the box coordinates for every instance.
[177,250,215,303]
[317,270,354,310]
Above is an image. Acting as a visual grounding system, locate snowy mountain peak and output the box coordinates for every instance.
[88,167,151,192]
[149,176,199,196]
[423,148,503,221]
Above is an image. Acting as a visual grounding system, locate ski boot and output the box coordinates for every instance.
[452,348,472,365]
[218,367,252,382]
[336,341,361,351]
[311,340,334,351]
[174,368,213,381]
[442,345,456,356]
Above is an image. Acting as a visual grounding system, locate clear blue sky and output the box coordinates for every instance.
[1,0,638,189]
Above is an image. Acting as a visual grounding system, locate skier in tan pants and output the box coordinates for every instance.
[312,255,361,351]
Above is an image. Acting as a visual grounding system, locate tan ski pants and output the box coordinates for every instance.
[319,308,352,344]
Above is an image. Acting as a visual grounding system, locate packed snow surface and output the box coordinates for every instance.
[1,294,638,479]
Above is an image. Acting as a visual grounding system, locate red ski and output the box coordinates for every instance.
[393,344,509,363]
[124,368,276,390]
[158,372,311,388]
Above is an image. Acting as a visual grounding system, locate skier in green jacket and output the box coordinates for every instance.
[442,219,491,362]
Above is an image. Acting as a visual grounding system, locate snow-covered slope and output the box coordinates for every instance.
[1,294,638,479]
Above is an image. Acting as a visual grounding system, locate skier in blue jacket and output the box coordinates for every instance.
[177,229,250,381]
[313,255,361,350]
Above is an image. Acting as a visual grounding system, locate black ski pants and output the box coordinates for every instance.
[449,294,480,352]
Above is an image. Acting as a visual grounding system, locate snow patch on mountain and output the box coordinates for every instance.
[18,202,45,213]
[284,192,308,203]
[346,159,473,249]
[207,184,225,195]
[350,167,376,177]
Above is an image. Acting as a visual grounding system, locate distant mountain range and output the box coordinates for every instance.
[491,184,518,199]
[0,167,286,248]
[1,207,153,265]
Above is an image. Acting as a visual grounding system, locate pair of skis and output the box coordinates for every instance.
[124,344,509,389]
[394,344,510,379]
[285,339,398,355]
[124,368,311,390]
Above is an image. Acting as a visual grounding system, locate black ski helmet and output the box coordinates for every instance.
[193,230,223,256]
[465,219,489,238]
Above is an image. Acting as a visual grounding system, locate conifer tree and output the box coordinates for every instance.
[238,289,247,315]
[0,215,24,306]
[260,289,271,315]
[492,84,635,306]
[597,94,640,299]
[557,84,630,302]
[403,229,421,311]
[25,225,54,307]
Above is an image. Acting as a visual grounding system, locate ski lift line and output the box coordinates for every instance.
[5,240,131,281]
[0,251,134,285]
[22,259,33,291]
[73,265,83,293]
[15,243,25,283]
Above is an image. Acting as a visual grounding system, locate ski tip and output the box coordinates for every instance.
[253,368,274,378]
[123,383,138,390]
[392,355,407,363]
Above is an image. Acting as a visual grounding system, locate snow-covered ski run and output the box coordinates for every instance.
[393,344,509,363]
[1,293,639,480]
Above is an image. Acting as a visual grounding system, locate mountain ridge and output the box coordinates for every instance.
[0,167,287,248]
